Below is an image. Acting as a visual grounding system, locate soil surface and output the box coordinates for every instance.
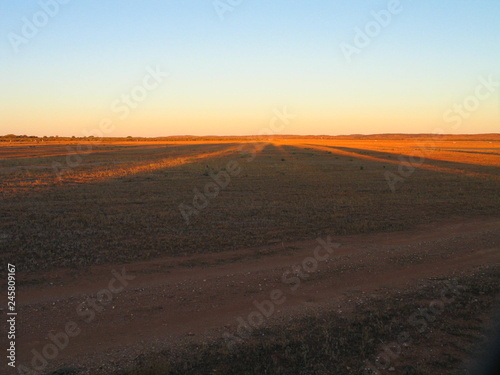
[6,216,499,374]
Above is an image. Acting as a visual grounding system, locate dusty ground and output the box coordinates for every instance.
[0,136,498,374]
[7,216,499,374]
[1,137,499,272]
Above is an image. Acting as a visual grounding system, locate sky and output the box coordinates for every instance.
[0,0,499,137]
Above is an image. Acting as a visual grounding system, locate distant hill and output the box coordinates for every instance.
[1,133,499,143]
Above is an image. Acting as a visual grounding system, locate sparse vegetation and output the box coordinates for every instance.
[1,136,499,272]
[121,268,499,375]
[2,135,498,374]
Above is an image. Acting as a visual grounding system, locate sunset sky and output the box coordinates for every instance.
[1,1,499,137]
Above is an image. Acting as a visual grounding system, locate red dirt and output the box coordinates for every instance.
[6,216,500,374]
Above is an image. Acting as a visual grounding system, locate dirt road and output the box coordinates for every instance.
[9,217,500,374]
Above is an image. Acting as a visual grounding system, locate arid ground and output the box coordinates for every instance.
[0,135,499,374]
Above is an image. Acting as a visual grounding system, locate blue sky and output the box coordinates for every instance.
[1,0,499,136]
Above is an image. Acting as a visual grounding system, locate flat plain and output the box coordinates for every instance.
[0,134,499,374]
